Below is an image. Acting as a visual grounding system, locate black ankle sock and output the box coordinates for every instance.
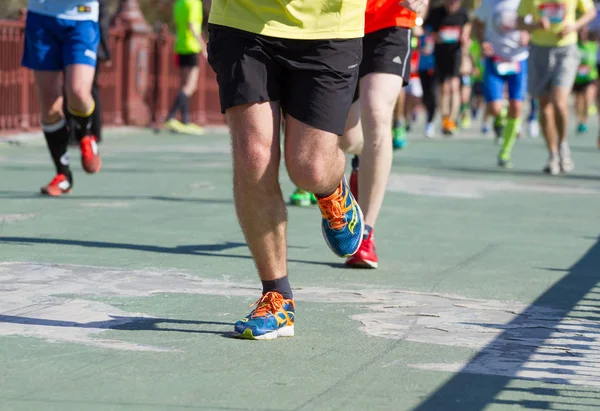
[42,118,71,176]
[351,155,360,171]
[68,104,94,141]
[166,92,188,123]
[180,93,190,124]
[262,276,293,300]
[364,225,373,240]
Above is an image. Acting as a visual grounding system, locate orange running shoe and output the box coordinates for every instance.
[442,117,456,136]
[317,177,364,258]
[345,229,378,269]
[80,135,101,173]
[233,292,295,340]
[41,173,72,196]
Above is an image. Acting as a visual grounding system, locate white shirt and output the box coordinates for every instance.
[27,0,99,22]
[474,0,529,62]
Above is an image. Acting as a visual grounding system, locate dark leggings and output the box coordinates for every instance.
[419,70,436,123]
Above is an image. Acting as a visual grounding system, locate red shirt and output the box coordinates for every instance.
[365,0,417,34]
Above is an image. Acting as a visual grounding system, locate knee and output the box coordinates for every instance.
[67,85,93,111]
[287,149,335,191]
[232,135,277,187]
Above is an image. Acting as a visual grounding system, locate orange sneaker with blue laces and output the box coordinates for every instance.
[317,176,364,258]
[233,292,295,340]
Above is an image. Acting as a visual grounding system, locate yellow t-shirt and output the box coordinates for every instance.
[517,0,595,46]
[208,0,367,40]
[174,0,203,54]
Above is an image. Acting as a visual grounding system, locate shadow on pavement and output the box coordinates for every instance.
[0,315,233,337]
[413,237,600,411]
[0,190,233,204]
[0,237,341,268]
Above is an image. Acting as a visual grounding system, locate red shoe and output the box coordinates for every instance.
[349,168,358,201]
[345,229,378,269]
[41,174,72,196]
[80,135,101,173]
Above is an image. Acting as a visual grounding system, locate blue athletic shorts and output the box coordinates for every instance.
[21,11,100,71]
[483,58,528,103]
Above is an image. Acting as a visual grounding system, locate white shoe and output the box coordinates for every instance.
[425,122,435,138]
[528,120,540,138]
[559,143,575,173]
[543,154,561,175]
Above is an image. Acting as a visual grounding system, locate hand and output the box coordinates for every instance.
[482,41,494,57]
[559,23,576,37]
[520,31,530,46]
[400,0,429,15]
[538,17,551,31]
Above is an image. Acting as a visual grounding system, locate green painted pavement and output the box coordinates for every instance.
[1,124,600,410]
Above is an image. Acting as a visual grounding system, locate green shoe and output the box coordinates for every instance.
[164,118,186,133]
[290,188,312,207]
[392,126,407,149]
[310,192,317,204]
[460,112,472,129]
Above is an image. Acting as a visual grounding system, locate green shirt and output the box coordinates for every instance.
[575,40,599,84]
[174,0,203,54]
[470,39,484,82]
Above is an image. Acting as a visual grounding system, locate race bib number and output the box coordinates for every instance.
[538,3,566,24]
[577,64,591,78]
[494,58,520,76]
[439,26,461,43]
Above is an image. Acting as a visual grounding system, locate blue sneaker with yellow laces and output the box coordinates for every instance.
[233,292,295,340]
[316,176,364,258]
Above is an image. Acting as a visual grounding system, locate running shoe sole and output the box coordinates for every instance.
[233,325,295,340]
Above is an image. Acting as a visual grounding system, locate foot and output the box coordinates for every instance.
[543,154,561,176]
[345,229,378,269]
[442,118,456,136]
[460,111,471,129]
[425,122,435,138]
[41,173,72,196]
[589,104,598,116]
[577,123,588,134]
[164,118,186,133]
[183,122,206,135]
[290,188,313,207]
[233,292,295,340]
[559,143,574,173]
[481,124,489,136]
[80,136,101,174]
[528,120,540,138]
[392,126,407,150]
[497,156,512,169]
[317,177,364,258]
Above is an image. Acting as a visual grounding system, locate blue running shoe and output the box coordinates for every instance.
[316,177,364,258]
[233,292,295,340]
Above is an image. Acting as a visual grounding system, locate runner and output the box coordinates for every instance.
[392,32,422,149]
[425,0,470,136]
[164,0,206,135]
[341,0,423,269]
[207,0,380,339]
[469,37,486,130]
[418,22,437,138]
[22,0,102,196]
[573,26,598,134]
[474,0,530,168]
[517,0,596,174]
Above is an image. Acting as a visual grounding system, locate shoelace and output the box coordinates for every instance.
[49,174,66,186]
[250,292,285,318]
[81,136,96,158]
[317,188,352,231]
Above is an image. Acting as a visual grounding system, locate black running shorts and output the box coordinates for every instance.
[207,24,362,136]
[353,26,412,102]
[175,53,199,67]
[434,49,461,81]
